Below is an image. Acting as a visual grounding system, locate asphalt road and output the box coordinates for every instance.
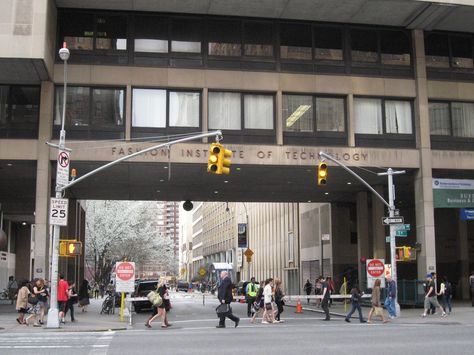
[1,296,473,355]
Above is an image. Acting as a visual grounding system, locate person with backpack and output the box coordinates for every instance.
[439,276,452,315]
[245,277,258,317]
[303,279,312,304]
[344,285,366,323]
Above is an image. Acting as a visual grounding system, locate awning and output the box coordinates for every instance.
[211,262,233,270]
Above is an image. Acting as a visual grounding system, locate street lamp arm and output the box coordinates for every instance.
[61,130,222,192]
[318,151,391,210]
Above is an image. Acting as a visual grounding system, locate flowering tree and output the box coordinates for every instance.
[84,200,176,288]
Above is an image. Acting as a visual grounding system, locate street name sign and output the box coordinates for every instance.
[396,230,408,237]
[50,198,69,226]
[115,261,135,293]
[382,216,404,225]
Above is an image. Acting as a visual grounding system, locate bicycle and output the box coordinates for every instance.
[100,293,115,315]
[0,288,9,300]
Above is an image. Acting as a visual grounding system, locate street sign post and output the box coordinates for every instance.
[321,234,330,241]
[49,198,69,226]
[382,216,404,225]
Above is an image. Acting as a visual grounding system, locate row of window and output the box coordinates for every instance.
[1,84,473,148]
[58,11,412,73]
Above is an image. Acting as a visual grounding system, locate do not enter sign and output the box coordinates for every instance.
[115,262,135,293]
[366,259,385,288]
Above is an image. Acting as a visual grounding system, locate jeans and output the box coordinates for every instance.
[247,297,256,316]
[345,302,364,322]
[443,295,452,313]
[384,296,396,317]
[321,299,330,320]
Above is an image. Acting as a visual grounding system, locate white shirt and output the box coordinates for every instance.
[263,284,272,304]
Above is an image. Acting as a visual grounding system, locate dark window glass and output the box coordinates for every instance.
[380,31,411,66]
[283,95,313,132]
[96,15,127,51]
[280,23,312,60]
[60,12,94,50]
[243,21,273,57]
[171,18,202,53]
[314,26,343,61]
[92,88,124,127]
[429,102,450,135]
[425,33,449,68]
[55,87,90,127]
[0,86,39,136]
[451,102,474,137]
[134,15,168,53]
[316,97,345,132]
[451,36,473,69]
[207,19,241,56]
[351,29,378,63]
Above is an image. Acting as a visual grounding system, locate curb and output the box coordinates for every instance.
[40,327,128,333]
[287,304,352,318]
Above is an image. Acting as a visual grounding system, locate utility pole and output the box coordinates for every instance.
[318,151,405,316]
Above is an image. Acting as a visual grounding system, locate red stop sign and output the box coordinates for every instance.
[367,259,384,278]
[116,262,134,281]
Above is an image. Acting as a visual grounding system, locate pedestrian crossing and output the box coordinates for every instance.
[0,331,115,354]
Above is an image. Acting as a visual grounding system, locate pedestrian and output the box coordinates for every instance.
[439,276,452,315]
[15,280,29,325]
[469,271,474,307]
[24,280,41,327]
[33,278,48,325]
[146,281,172,328]
[66,281,78,322]
[303,279,312,304]
[367,279,388,324]
[57,274,69,324]
[7,275,18,304]
[384,274,397,319]
[422,274,446,318]
[344,284,366,323]
[262,278,275,324]
[320,276,331,321]
[93,283,99,299]
[274,278,285,323]
[78,280,90,312]
[245,277,258,317]
[327,277,335,306]
[250,280,265,324]
[216,271,239,328]
[314,277,322,307]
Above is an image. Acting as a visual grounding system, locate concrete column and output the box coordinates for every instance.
[202,88,208,142]
[458,219,470,299]
[347,94,355,147]
[412,29,437,278]
[276,90,283,145]
[372,185,386,259]
[33,81,54,280]
[125,84,132,140]
[357,191,370,283]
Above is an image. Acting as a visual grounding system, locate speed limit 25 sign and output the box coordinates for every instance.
[50,198,69,226]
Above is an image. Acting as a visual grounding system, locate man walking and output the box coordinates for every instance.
[320,276,330,321]
[57,274,69,324]
[384,274,397,319]
[422,273,446,318]
[216,271,240,328]
[245,277,258,317]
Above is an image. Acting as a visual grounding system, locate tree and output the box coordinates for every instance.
[84,200,176,288]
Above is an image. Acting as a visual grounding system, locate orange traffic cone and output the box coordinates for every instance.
[295,298,303,313]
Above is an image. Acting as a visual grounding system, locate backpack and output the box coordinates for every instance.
[444,282,452,296]
[147,290,163,307]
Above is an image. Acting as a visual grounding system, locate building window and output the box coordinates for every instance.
[132,89,166,127]
[208,19,241,57]
[244,94,274,129]
[0,85,40,138]
[283,95,345,133]
[429,102,450,135]
[355,98,412,134]
[430,101,474,138]
[380,30,411,66]
[280,23,312,60]
[171,18,202,53]
[451,36,473,69]
[134,15,168,53]
[314,26,343,61]
[60,12,94,51]
[425,33,450,68]
[96,15,127,50]
[351,29,378,63]
[243,21,273,57]
[169,91,200,127]
[208,92,241,130]
[54,86,124,129]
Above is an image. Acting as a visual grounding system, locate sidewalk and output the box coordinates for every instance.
[0,298,129,333]
[285,298,474,324]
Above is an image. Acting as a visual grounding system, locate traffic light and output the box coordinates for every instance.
[403,246,411,261]
[317,161,328,186]
[396,246,413,261]
[207,143,232,175]
[59,240,82,257]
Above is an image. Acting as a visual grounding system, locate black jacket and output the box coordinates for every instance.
[218,277,233,304]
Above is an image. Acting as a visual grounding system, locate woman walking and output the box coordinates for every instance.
[78,280,90,312]
[274,278,285,323]
[146,281,172,328]
[66,281,78,322]
[439,276,453,315]
[33,278,48,325]
[262,278,275,324]
[15,280,29,325]
[250,280,265,324]
[344,284,366,323]
[367,279,388,324]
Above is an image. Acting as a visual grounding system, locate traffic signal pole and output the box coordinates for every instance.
[318,151,405,316]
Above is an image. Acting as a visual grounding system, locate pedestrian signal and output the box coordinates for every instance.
[60,240,82,257]
[317,162,327,186]
[207,143,232,175]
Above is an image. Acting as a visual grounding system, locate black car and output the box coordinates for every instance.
[176,280,189,292]
[133,280,159,313]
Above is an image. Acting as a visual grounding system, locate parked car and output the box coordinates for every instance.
[132,279,159,313]
[176,280,189,292]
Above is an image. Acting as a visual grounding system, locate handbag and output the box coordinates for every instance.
[28,295,39,305]
[216,303,231,317]
[147,290,163,307]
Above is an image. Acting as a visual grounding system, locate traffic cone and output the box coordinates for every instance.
[295,298,303,313]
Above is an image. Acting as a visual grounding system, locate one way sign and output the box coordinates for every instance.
[382,216,404,225]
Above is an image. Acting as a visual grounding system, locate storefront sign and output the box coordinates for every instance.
[460,208,474,220]
[433,179,474,208]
